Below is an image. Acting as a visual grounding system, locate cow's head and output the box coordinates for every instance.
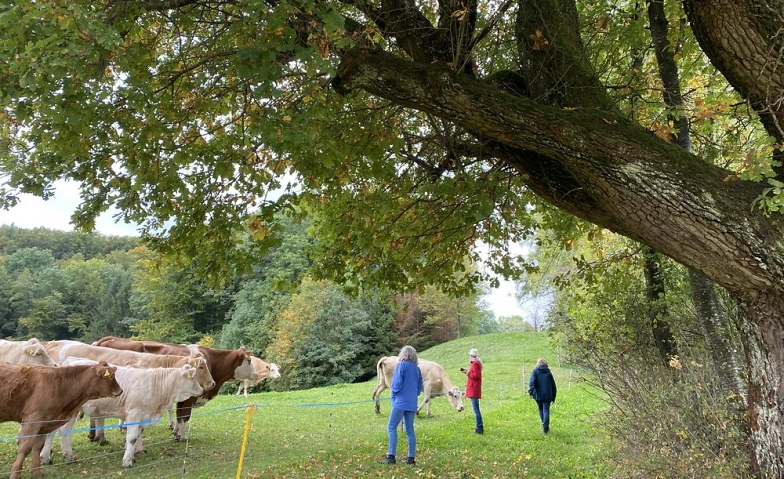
[447,387,465,412]
[95,363,123,398]
[232,347,257,381]
[269,363,281,379]
[188,356,215,390]
[22,342,57,366]
[175,365,205,402]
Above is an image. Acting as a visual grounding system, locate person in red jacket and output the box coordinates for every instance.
[460,348,484,434]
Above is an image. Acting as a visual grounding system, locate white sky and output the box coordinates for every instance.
[0,180,527,318]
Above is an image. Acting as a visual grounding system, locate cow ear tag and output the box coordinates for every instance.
[27,349,35,356]
[103,369,111,378]
[187,373,194,379]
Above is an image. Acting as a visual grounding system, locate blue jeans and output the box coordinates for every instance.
[536,400,551,432]
[387,408,416,457]
[470,397,483,430]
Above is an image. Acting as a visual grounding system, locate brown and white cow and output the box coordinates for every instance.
[41,359,204,469]
[0,338,56,366]
[373,356,465,417]
[93,338,256,440]
[0,362,122,479]
[235,357,281,397]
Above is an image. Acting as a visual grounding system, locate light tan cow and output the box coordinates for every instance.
[0,339,56,366]
[235,358,280,397]
[373,356,464,416]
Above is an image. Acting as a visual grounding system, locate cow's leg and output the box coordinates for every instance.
[12,424,38,479]
[88,416,96,442]
[167,403,176,429]
[122,425,141,468]
[40,431,56,465]
[58,416,79,463]
[173,404,192,441]
[417,388,432,417]
[92,417,108,445]
[29,435,46,478]
[243,380,249,398]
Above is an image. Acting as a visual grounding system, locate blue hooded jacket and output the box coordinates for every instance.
[528,365,557,403]
[391,360,424,412]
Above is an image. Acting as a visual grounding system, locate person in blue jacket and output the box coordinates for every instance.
[379,345,423,465]
[528,358,557,434]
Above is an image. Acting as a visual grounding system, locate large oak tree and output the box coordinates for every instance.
[1,0,783,475]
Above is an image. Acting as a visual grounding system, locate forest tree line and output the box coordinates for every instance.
[0,222,497,390]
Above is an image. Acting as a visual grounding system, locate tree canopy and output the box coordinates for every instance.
[2,0,784,475]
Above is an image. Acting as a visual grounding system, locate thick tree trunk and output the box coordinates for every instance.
[743,299,784,477]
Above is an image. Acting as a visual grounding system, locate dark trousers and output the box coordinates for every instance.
[470,397,483,430]
[536,400,551,432]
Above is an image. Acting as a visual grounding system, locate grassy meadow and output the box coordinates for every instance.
[0,332,610,478]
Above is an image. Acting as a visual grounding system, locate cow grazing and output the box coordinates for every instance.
[0,338,56,366]
[235,358,281,397]
[94,338,256,440]
[373,356,465,417]
[41,360,203,469]
[0,362,122,479]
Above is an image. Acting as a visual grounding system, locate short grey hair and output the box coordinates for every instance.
[398,345,419,363]
[535,358,548,367]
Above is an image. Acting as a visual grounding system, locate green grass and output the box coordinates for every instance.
[0,332,610,478]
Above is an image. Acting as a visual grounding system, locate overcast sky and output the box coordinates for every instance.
[0,180,527,318]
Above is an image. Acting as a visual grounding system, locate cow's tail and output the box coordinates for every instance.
[373,357,390,415]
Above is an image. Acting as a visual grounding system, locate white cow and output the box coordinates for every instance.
[41,360,204,468]
[235,358,280,397]
[0,338,56,366]
[373,356,465,416]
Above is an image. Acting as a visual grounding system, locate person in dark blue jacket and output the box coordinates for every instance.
[379,345,424,465]
[528,358,557,434]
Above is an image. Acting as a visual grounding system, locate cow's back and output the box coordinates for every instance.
[93,336,146,352]
[419,359,453,392]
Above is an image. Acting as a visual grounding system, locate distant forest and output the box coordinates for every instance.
[0,224,495,390]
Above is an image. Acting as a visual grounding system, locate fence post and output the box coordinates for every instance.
[235,404,257,479]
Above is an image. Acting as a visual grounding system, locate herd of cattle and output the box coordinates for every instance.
[0,338,465,479]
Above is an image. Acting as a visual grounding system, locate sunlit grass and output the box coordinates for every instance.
[0,332,610,478]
